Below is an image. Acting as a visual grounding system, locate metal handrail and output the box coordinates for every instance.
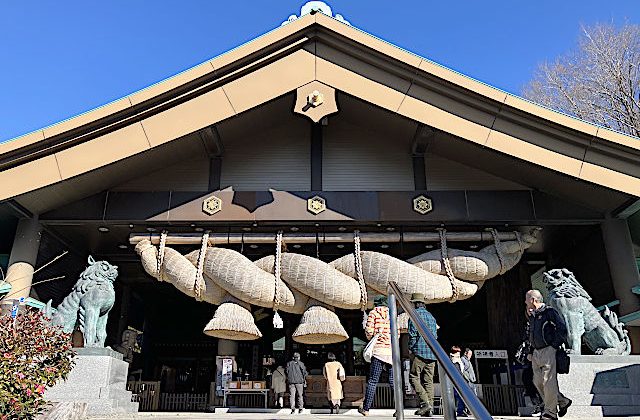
[387,281,493,420]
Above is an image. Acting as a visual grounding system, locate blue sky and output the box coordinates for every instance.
[1,1,639,142]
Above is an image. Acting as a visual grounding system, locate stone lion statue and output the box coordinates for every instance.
[45,256,118,347]
[543,268,631,355]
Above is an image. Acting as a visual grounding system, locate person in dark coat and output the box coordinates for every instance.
[286,352,308,413]
[525,290,572,419]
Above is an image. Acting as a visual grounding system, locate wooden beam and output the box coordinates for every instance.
[129,229,539,245]
[200,126,224,191]
[208,157,222,191]
[199,125,224,157]
[412,125,434,190]
[411,125,434,155]
[311,122,323,191]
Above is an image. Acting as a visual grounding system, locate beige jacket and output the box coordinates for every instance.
[323,361,346,401]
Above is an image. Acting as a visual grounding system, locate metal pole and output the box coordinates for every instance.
[439,362,457,420]
[388,292,404,420]
[387,282,492,420]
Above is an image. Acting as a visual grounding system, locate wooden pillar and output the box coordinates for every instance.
[116,284,132,342]
[346,317,355,375]
[3,217,42,301]
[601,218,640,315]
[485,264,531,357]
[601,218,640,352]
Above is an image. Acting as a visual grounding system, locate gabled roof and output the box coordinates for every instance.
[1,12,639,202]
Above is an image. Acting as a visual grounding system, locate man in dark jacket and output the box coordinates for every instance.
[525,290,572,420]
[286,352,308,413]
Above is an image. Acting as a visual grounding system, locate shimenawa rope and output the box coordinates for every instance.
[438,228,459,302]
[353,230,368,328]
[157,230,168,280]
[194,231,209,301]
[273,231,284,328]
[488,228,506,275]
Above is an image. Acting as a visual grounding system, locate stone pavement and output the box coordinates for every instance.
[88,410,631,419]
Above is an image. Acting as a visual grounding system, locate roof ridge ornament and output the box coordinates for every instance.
[282,1,351,26]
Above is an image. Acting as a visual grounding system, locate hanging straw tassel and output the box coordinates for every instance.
[293,300,349,344]
[273,231,284,328]
[487,227,506,274]
[438,228,460,302]
[353,231,369,329]
[194,231,210,302]
[203,295,262,340]
[273,311,283,329]
[157,230,168,280]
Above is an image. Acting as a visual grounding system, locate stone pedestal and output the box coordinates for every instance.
[46,348,138,415]
[557,355,640,417]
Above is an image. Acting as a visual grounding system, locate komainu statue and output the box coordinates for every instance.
[544,268,631,355]
[45,256,118,347]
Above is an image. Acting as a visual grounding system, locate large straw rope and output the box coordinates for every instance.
[136,230,536,342]
[136,230,536,311]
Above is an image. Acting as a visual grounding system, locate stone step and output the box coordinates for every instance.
[46,385,102,400]
[98,386,134,401]
[567,393,640,406]
[112,399,139,413]
[85,400,116,416]
[568,404,640,417]
[82,399,139,415]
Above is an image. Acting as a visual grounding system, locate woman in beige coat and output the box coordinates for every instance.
[323,352,346,414]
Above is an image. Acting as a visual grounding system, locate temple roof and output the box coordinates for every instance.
[1,11,639,203]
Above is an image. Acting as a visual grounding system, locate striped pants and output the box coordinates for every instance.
[363,357,394,411]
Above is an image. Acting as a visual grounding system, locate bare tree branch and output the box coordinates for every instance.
[523,23,640,138]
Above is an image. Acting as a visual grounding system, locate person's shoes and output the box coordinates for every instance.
[334,404,340,415]
[358,407,369,416]
[414,405,429,416]
[299,409,304,414]
[421,409,433,417]
[531,405,543,417]
[541,414,557,420]
[558,399,572,417]
[290,409,296,414]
